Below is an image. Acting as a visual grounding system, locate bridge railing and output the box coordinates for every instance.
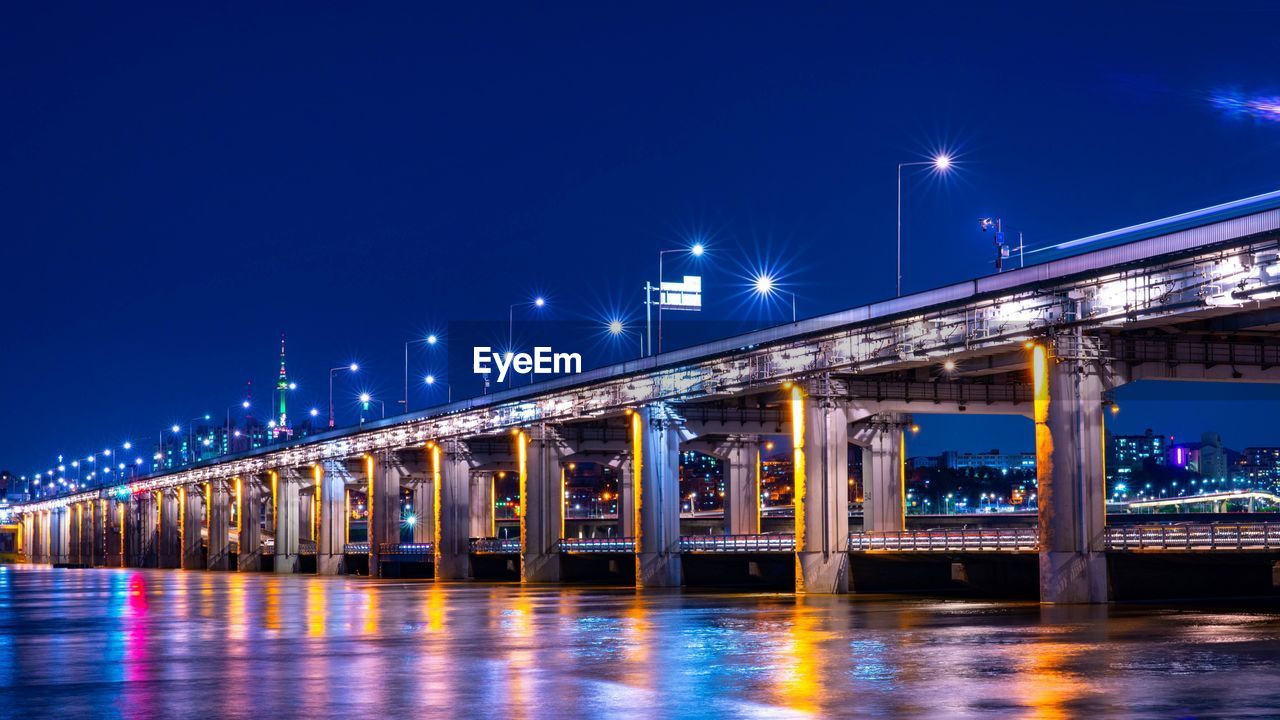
[299,540,317,556]
[380,542,434,556]
[1105,523,1280,551]
[470,537,520,554]
[344,543,370,554]
[680,534,796,553]
[848,528,1040,552]
[558,537,636,553]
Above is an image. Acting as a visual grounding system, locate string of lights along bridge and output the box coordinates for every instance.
[11,188,1280,603]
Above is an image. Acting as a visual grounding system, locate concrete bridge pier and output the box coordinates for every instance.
[718,435,762,536]
[105,499,124,567]
[181,485,203,569]
[21,514,33,564]
[158,488,181,569]
[613,453,636,538]
[435,440,473,580]
[68,504,82,565]
[521,427,564,583]
[137,493,158,567]
[794,384,850,594]
[238,475,264,572]
[53,506,70,565]
[92,500,107,566]
[207,480,232,570]
[469,471,494,540]
[317,462,349,575]
[634,405,683,587]
[1036,342,1109,604]
[851,414,908,533]
[411,467,435,544]
[274,469,302,573]
[368,454,406,575]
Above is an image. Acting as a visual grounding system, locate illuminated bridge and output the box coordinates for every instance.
[15,189,1280,602]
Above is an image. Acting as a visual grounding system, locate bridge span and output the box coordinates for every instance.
[14,189,1280,602]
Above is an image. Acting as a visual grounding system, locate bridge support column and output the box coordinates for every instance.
[21,514,33,564]
[105,499,123,567]
[794,385,850,594]
[412,471,435,544]
[520,428,562,583]
[92,500,107,566]
[469,471,494,540]
[158,488,181,568]
[55,506,72,565]
[615,453,635,538]
[369,455,404,576]
[138,493,158,567]
[720,436,761,535]
[634,406,682,587]
[435,441,472,580]
[68,504,82,565]
[274,470,301,573]
[1035,343,1109,604]
[316,462,348,575]
[238,476,264,572]
[181,485,203,569]
[852,414,907,533]
[207,480,232,571]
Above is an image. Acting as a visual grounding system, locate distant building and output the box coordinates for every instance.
[937,449,1035,474]
[1108,428,1169,479]
[1198,432,1230,481]
[1240,447,1280,491]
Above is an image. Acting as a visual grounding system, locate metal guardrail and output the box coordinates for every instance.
[1105,523,1280,551]
[680,534,795,553]
[558,537,636,553]
[849,528,1040,552]
[470,537,520,554]
[344,543,370,554]
[380,542,434,556]
[299,540,317,556]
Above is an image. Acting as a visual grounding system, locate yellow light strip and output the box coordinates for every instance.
[789,385,806,588]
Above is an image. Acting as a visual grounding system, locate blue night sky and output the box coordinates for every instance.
[3,3,1280,474]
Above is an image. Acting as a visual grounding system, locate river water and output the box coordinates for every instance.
[1,566,1278,718]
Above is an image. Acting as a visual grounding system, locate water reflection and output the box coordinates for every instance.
[1,568,1280,718]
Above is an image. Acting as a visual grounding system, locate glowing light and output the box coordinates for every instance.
[242,400,251,408]
[753,273,775,295]
[310,408,319,417]
[933,153,952,171]
[349,363,359,372]
[1110,402,1120,415]
[123,441,132,450]
[426,334,438,344]
[608,319,624,335]
[288,382,297,390]
[171,425,181,434]
[404,514,417,527]
[359,393,371,403]
[424,375,436,385]
[534,296,545,307]
[690,242,705,257]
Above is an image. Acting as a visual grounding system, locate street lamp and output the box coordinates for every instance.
[508,297,546,387]
[653,243,704,355]
[329,363,359,428]
[188,414,210,465]
[607,318,644,357]
[424,374,452,403]
[403,334,440,412]
[359,392,385,423]
[897,153,953,296]
[751,273,796,322]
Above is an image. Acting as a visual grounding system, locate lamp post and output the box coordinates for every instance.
[329,363,359,428]
[508,298,545,387]
[188,415,211,465]
[751,273,796,322]
[897,154,952,297]
[653,243,704,355]
[607,319,644,357]
[359,393,385,424]
[424,374,452,403]
[403,334,438,412]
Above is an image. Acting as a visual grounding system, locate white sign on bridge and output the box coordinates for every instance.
[659,275,702,311]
